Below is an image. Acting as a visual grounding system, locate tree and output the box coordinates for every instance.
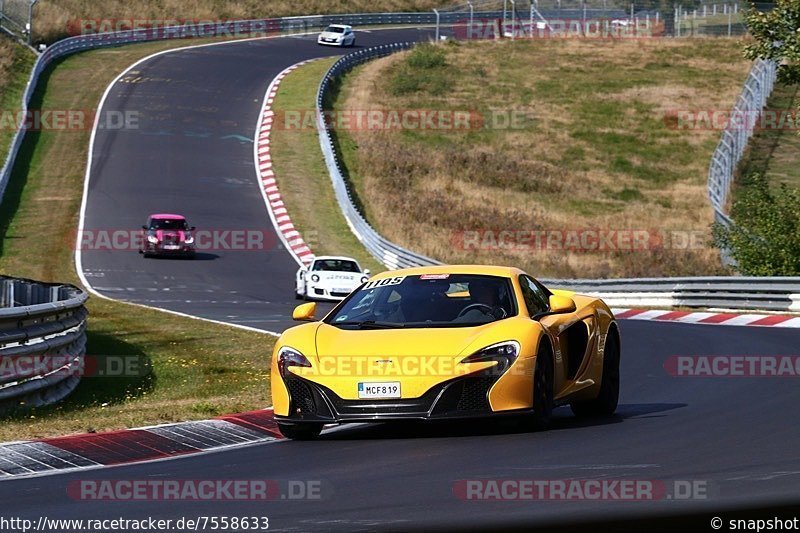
[744,0,800,84]
[713,174,800,275]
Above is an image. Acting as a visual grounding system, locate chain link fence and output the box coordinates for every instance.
[0,0,36,43]
[432,0,773,38]
[708,58,778,228]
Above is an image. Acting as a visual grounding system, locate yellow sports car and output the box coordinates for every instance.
[271,265,620,440]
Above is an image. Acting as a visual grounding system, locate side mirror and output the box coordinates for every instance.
[363,269,371,276]
[293,302,317,321]
[549,294,576,314]
[141,225,148,230]
[189,226,196,231]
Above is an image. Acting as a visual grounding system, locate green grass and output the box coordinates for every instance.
[269,58,382,274]
[736,82,800,192]
[0,36,277,441]
[0,39,36,164]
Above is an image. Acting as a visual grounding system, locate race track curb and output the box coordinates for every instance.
[254,60,317,267]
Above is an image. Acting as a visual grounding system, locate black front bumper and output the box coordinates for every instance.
[277,373,505,424]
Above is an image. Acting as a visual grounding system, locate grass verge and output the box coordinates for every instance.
[269,58,383,274]
[0,38,36,162]
[0,36,276,441]
[332,38,753,278]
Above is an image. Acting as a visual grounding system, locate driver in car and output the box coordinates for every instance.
[455,281,508,323]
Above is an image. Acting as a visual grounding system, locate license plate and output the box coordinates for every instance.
[333,288,350,294]
[163,245,180,250]
[358,382,401,399]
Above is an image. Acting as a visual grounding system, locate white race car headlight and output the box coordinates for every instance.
[460,341,520,375]
[311,274,320,283]
[184,234,194,244]
[360,275,369,283]
[147,235,159,244]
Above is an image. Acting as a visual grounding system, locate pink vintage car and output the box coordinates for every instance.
[139,214,196,258]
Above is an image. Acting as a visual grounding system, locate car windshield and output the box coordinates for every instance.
[149,219,188,231]
[326,274,517,329]
[325,26,346,33]
[312,259,360,272]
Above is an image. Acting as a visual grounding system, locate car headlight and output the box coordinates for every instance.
[460,341,520,375]
[277,346,312,378]
[147,234,158,244]
[184,233,194,244]
[360,275,369,283]
[311,274,320,283]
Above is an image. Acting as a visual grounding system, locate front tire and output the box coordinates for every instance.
[278,422,323,440]
[571,329,620,417]
[530,342,554,430]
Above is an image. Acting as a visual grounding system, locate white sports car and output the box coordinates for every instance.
[296,256,370,301]
[317,24,356,47]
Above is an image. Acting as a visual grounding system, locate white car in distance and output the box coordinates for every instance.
[296,256,370,301]
[317,24,356,47]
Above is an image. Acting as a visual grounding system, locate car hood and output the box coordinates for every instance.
[313,322,497,360]
[320,32,344,39]
[154,230,187,242]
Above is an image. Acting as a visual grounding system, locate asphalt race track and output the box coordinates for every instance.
[78,27,438,332]
[4,320,800,530]
[18,24,800,531]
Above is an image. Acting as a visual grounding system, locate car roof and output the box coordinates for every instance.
[370,264,525,280]
[149,213,186,220]
[327,24,351,29]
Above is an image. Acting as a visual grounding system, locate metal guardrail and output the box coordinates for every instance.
[316,43,442,270]
[546,276,800,312]
[0,276,88,412]
[707,58,778,229]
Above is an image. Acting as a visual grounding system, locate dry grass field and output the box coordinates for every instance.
[332,38,753,278]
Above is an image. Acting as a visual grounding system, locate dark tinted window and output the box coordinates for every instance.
[326,274,518,329]
[312,259,361,273]
[149,219,188,230]
[519,275,550,316]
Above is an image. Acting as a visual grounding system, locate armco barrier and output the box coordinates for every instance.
[545,277,800,312]
[316,43,442,269]
[0,276,88,411]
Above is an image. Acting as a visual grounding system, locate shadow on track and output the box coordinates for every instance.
[319,403,687,440]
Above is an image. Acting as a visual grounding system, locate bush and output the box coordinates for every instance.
[389,44,448,96]
[713,174,800,275]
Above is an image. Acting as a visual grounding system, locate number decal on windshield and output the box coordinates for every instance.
[362,276,405,290]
